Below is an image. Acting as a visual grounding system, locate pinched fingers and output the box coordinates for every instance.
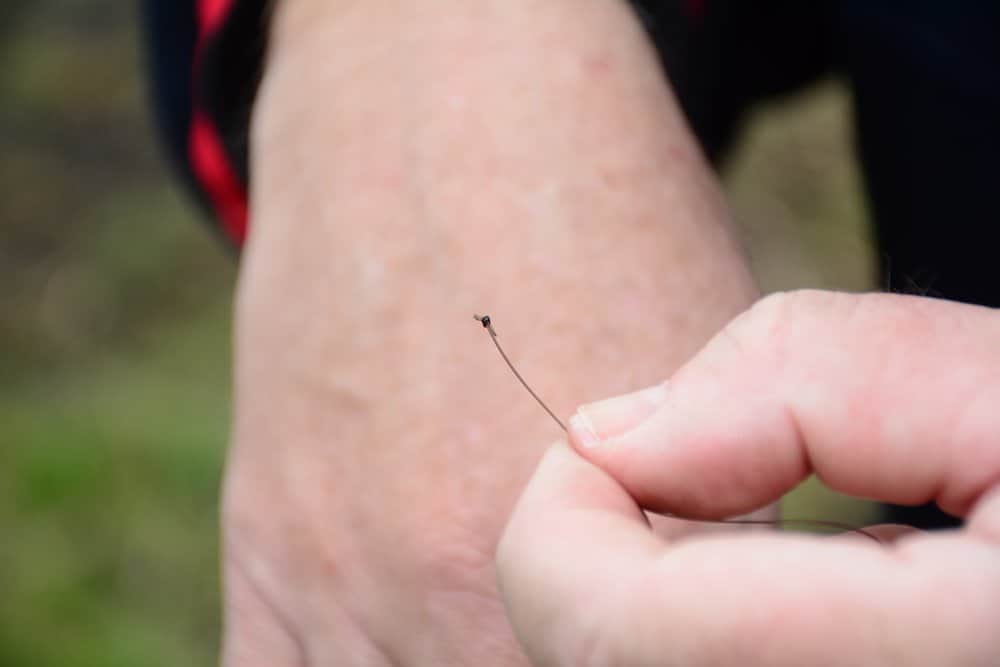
[499,292,1000,666]
[498,442,1000,666]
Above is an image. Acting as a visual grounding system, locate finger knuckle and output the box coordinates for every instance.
[733,289,856,350]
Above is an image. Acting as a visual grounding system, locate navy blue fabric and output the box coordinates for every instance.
[141,0,269,209]
[844,2,1000,306]
[140,0,201,202]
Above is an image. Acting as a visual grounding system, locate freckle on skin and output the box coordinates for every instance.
[583,53,612,77]
[663,142,691,166]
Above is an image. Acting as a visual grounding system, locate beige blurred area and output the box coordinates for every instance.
[728,80,875,294]
[1,2,877,665]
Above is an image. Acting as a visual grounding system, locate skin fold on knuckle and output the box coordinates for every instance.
[697,289,824,374]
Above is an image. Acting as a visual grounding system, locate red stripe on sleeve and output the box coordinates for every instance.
[189,111,248,244]
[189,0,249,245]
[197,0,233,34]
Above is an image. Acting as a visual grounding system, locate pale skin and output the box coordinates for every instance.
[499,290,1000,666]
[222,0,850,664]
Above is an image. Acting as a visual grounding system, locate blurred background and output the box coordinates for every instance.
[1,1,877,665]
[2,1,231,664]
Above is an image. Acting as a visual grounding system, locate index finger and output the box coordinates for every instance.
[569,291,1000,521]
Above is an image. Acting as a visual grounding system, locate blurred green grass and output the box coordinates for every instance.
[1,2,233,665]
[0,306,230,666]
[1,2,879,665]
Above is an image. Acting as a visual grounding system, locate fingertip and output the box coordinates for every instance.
[567,383,669,451]
[569,380,804,520]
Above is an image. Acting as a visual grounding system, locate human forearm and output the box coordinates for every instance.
[245,0,755,429]
[226,1,758,664]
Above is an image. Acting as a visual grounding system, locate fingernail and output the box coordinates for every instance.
[569,383,667,448]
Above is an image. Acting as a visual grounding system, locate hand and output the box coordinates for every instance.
[498,290,1000,666]
[220,1,760,664]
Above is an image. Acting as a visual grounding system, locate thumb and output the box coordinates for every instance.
[567,290,1000,520]
[567,376,800,519]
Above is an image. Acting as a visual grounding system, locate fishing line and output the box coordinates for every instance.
[473,313,881,543]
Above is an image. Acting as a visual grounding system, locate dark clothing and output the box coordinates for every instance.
[144,0,999,529]
[141,0,269,244]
